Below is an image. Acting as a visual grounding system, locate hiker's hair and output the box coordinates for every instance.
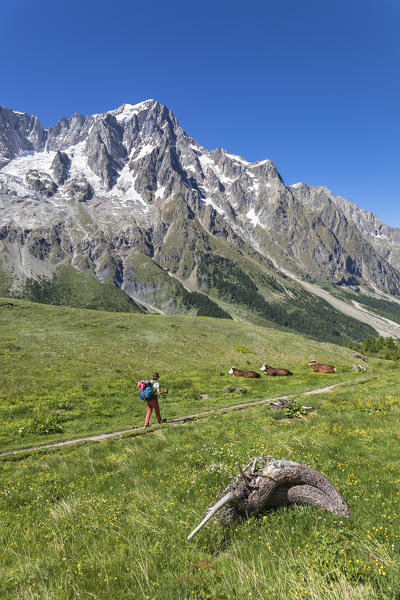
[152,372,159,379]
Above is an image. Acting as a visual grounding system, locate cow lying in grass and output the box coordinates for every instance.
[229,367,261,378]
[310,360,336,373]
[261,364,293,376]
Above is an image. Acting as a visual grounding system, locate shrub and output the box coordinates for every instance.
[234,345,253,354]
[29,415,64,435]
[56,398,72,411]
[284,401,308,419]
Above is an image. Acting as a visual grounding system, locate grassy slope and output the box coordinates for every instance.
[1,373,400,599]
[0,269,13,297]
[0,297,372,452]
[123,251,231,318]
[1,299,400,599]
[18,265,144,313]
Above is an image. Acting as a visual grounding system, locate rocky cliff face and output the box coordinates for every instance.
[331,193,400,272]
[0,107,46,168]
[289,183,400,293]
[290,183,400,273]
[0,98,399,309]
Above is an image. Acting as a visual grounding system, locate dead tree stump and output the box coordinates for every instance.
[188,458,350,540]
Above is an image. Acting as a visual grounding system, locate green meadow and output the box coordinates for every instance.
[1,298,400,599]
[0,298,369,452]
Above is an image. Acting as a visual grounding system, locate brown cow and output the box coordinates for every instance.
[229,367,261,378]
[261,364,293,376]
[309,360,336,373]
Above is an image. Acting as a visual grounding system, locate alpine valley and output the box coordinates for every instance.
[1,99,400,343]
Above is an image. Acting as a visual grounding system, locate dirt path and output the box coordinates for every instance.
[0,378,369,457]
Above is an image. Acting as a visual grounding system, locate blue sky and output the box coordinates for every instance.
[1,0,399,226]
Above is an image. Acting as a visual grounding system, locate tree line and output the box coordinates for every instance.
[197,254,375,344]
[360,336,400,360]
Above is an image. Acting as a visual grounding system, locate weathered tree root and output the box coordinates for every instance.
[188,458,350,540]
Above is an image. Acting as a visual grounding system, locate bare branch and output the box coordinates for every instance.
[187,492,237,540]
[235,462,250,488]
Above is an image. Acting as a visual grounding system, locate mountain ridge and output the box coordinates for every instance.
[0,99,399,341]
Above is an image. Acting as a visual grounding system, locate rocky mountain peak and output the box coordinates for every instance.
[0,106,46,167]
[46,112,88,151]
[0,99,400,302]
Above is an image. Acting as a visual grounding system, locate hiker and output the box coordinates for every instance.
[143,372,168,427]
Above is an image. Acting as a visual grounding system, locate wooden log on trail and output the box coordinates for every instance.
[188,458,350,540]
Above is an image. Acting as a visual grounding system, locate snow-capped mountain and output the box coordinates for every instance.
[0,99,399,338]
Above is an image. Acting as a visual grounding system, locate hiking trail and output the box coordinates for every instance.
[0,377,372,457]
